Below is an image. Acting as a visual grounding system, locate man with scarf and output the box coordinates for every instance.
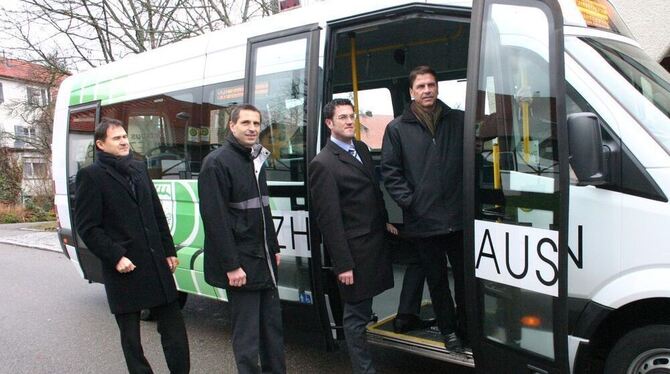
[75,117,190,373]
[381,65,466,353]
[198,104,285,374]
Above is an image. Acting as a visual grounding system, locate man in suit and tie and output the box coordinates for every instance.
[309,98,396,374]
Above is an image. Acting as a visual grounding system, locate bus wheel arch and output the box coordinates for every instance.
[579,298,670,373]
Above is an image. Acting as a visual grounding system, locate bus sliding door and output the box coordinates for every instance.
[464,0,569,372]
[244,26,337,348]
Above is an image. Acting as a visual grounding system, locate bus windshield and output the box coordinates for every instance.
[567,36,670,155]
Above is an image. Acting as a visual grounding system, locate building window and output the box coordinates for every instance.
[0,82,4,104]
[26,86,47,106]
[23,160,47,179]
[14,126,36,148]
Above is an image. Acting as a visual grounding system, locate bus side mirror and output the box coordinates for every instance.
[568,112,606,186]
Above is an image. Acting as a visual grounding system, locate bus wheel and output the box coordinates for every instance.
[604,325,670,374]
[140,292,189,321]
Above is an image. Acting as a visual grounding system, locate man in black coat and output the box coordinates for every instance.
[198,104,285,374]
[309,98,395,374]
[381,65,466,353]
[75,117,189,373]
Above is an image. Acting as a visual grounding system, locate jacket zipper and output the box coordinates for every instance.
[252,160,277,288]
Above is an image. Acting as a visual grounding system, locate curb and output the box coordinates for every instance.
[0,238,62,253]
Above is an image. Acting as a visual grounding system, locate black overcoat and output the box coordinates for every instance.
[309,140,393,303]
[75,158,178,314]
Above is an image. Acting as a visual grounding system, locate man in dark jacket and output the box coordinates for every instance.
[198,104,285,374]
[75,117,190,373]
[381,65,466,352]
[310,98,396,374]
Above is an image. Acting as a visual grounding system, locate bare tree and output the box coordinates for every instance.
[1,0,281,72]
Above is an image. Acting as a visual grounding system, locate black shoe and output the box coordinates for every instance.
[443,332,464,353]
[393,314,437,333]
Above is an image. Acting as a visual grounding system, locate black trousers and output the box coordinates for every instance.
[415,231,465,336]
[227,287,286,374]
[343,298,375,374]
[114,300,190,374]
[397,262,426,317]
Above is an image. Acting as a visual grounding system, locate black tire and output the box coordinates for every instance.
[140,292,189,321]
[604,325,670,374]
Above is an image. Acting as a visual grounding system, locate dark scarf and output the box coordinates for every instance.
[411,100,443,136]
[96,150,141,199]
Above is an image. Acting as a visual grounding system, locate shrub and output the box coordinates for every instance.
[0,150,22,205]
[0,204,24,223]
[0,203,55,223]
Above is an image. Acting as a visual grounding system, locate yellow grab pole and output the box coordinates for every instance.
[350,34,361,140]
[521,70,531,162]
[493,138,501,190]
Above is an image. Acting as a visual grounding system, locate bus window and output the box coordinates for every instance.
[203,79,244,146]
[100,87,203,179]
[249,37,308,183]
[67,108,97,193]
[333,88,394,150]
[438,79,467,112]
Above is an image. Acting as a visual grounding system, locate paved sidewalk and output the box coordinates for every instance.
[0,222,61,252]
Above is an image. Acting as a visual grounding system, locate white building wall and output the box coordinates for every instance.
[611,0,670,61]
[0,77,31,148]
[0,77,49,198]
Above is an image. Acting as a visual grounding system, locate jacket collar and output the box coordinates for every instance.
[95,158,140,202]
[226,133,253,159]
[225,133,270,163]
[325,139,375,181]
[401,99,451,124]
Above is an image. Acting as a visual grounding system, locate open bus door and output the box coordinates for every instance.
[63,102,102,282]
[244,24,341,350]
[464,0,569,372]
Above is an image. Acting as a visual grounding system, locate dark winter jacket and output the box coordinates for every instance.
[75,156,178,314]
[381,100,464,238]
[198,135,280,291]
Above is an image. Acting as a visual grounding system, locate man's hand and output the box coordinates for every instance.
[116,256,136,273]
[227,267,247,287]
[386,223,399,235]
[275,253,281,266]
[338,270,354,285]
[166,256,179,273]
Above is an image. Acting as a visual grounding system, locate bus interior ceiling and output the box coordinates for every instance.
[331,15,470,117]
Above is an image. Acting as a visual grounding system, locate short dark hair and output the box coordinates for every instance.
[323,98,354,121]
[408,65,437,88]
[94,117,124,147]
[230,104,262,124]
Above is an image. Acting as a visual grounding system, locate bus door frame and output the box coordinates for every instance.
[463,0,569,372]
[244,24,337,349]
[65,101,102,282]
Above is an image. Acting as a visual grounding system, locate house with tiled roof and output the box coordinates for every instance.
[0,57,67,200]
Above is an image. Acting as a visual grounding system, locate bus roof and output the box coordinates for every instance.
[59,0,633,108]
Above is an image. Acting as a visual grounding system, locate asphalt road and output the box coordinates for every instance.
[0,242,472,373]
